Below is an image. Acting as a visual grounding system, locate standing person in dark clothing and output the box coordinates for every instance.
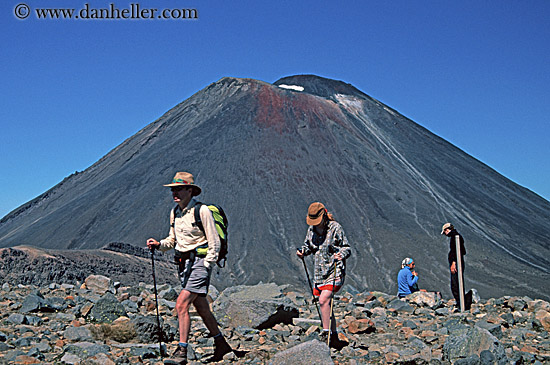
[441,223,467,310]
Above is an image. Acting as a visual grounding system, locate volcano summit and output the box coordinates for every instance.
[1,75,549,301]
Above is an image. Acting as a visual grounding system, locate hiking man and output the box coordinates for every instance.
[296,202,351,345]
[147,172,231,364]
[441,223,467,310]
[397,257,419,298]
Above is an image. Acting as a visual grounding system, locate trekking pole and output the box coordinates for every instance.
[150,246,166,357]
[298,253,322,324]
[455,235,465,312]
[328,260,337,347]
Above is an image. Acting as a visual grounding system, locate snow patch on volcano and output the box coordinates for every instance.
[278,84,304,92]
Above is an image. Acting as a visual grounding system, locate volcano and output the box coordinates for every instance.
[1,75,549,300]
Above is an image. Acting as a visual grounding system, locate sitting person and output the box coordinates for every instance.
[397,257,419,298]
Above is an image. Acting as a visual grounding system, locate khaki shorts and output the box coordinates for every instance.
[177,254,212,296]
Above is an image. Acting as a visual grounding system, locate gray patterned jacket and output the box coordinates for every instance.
[300,220,351,287]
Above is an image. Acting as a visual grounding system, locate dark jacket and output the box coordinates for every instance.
[447,229,466,266]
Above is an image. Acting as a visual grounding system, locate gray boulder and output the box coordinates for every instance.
[131,315,173,343]
[25,315,43,326]
[408,291,442,309]
[88,292,127,323]
[479,350,496,365]
[13,336,38,347]
[3,349,26,363]
[443,326,506,363]
[129,345,161,359]
[7,313,27,325]
[454,355,481,365]
[84,274,116,295]
[20,291,55,313]
[63,326,94,342]
[475,320,503,339]
[26,346,46,360]
[60,352,81,364]
[159,287,178,301]
[471,288,481,303]
[62,341,110,360]
[387,298,414,313]
[48,296,68,311]
[507,297,528,311]
[443,317,470,335]
[268,339,333,365]
[213,283,299,329]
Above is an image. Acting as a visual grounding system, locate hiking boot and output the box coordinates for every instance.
[211,336,232,362]
[164,345,187,365]
[318,330,330,344]
[329,332,349,349]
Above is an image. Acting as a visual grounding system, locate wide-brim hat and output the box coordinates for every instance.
[163,172,202,196]
[306,202,326,226]
[441,222,452,235]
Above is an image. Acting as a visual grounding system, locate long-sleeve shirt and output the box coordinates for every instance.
[159,199,220,268]
[300,220,351,286]
[447,229,466,267]
[397,266,418,296]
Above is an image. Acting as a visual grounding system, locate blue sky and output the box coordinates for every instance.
[1,1,549,218]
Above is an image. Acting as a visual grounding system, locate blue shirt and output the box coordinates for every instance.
[397,266,418,296]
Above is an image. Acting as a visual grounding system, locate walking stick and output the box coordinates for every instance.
[299,254,322,324]
[455,235,465,312]
[328,260,337,347]
[150,247,166,357]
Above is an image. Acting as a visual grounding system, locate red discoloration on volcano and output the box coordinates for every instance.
[256,85,287,132]
[255,85,350,134]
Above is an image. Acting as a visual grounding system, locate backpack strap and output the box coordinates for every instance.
[193,202,205,233]
[170,205,180,229]
[172,202,206,233]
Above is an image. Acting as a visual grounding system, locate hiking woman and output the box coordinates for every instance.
[296,202,351,344]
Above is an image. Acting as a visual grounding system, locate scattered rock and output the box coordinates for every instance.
[346,318,376,334]
[7,313,27,325]
[407,291,442,309]
[88,293,127,323]
[64,325,94,342]
[131,315,173,343]
[213,283,299,329]
[475,320,503,339]
[443,326,506,363]
[268,339,332,364]
[0,278,549,364]
[159,287,178,301]
[387,298,414,313]
[20,291,55,313]
[83,275,115,295]
[62,341,110,360]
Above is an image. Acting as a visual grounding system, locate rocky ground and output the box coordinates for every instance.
[0,272,549,364]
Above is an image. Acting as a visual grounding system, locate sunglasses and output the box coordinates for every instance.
[170,186,191,192]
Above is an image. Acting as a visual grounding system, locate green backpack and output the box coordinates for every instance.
[194,202,228,267]
[172,202,228,267]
